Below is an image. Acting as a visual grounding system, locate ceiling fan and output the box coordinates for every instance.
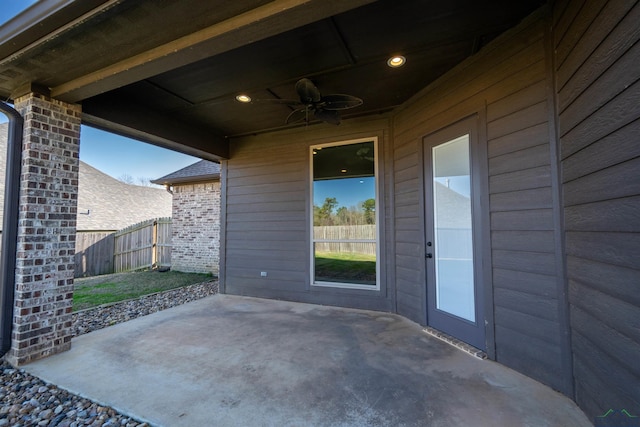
[260,78,363,125]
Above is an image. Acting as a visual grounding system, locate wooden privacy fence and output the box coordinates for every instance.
[114,218,172,273]
[313,226,472,258]
[314,225,376,255]
[75,231,115,277]
[74,218,172,277]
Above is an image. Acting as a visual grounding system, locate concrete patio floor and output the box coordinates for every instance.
[24,295,591,427]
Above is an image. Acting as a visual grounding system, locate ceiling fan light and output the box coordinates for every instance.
[387,55,406,68]
[236,94,251,103]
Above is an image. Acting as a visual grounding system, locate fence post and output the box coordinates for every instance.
[152,219,158,269]
[111,218,171,273]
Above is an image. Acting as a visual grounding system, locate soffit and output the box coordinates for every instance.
[0,0,544,157]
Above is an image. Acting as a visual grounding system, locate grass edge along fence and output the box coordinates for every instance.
[113,217,172,273]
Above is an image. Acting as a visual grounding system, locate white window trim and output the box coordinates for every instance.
[309,137,380,291]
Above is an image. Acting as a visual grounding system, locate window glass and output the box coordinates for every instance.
[432,135,475,321]
[311,140,378,289]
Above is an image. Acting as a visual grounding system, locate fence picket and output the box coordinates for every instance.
[74,217,172,277]
[74,231,115,277]
[313,225,376,255]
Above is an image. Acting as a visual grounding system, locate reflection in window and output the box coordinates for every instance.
[311,139,378,289]
[432,135,475,321]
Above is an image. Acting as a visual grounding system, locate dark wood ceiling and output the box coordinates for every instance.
[0,0,544,158]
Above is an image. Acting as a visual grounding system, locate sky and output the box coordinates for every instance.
[314,177,375,210]
[0,0,38,25]
[0,115,201,184]
[79,126,200,183]
[0,1,201,183]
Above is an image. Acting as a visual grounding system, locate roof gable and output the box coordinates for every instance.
[152,159,220,186]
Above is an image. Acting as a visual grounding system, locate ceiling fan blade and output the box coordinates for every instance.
[285,107,309,124]
[295,78,321,104]
[314,108,341,125]
[321,94,363,110]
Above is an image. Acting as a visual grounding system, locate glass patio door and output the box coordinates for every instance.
[424,118,485,350]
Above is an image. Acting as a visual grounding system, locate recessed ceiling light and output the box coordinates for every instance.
[236,94,251,103]
[387,55,406,68]
[341,169,347,173]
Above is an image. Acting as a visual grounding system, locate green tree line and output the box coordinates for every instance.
[314,197,375,226]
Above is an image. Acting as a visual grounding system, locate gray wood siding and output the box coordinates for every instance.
[223,117,394,312]
[555,0,640,418]
[219,3,639,415]
[393,11,570,391]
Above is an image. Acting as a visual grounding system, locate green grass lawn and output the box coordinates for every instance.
[314,251,376,285]
[73,270,212,311]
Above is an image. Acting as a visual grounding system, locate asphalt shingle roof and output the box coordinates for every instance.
[1,122,172,232]
[152,159,220,185]
[77,162,171,231]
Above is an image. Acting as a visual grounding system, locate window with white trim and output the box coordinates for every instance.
[310,138,379,290]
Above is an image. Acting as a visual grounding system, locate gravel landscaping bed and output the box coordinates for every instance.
[1,280,219,426]
[72,280,219,337]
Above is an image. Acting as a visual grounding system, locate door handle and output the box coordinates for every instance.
[426,253,433,259]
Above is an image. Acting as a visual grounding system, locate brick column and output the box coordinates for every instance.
[6,92,81,365]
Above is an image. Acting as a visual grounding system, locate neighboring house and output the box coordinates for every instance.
[74,162,172,277]
[1,123,172,233]
[1,124,171,275]
[77,162,171,232]
[0,1,638,422]
[152,160,221,275]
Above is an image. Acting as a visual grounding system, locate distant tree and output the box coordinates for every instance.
[362,198,376,224]
[334,205,365,225]
[135,176,153,187]
[313,205,321,226]
[118,174,135,184]
[314,197,376,226]
[316,197,338,226]
[336,206,349,225]
[118,174,153,187]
